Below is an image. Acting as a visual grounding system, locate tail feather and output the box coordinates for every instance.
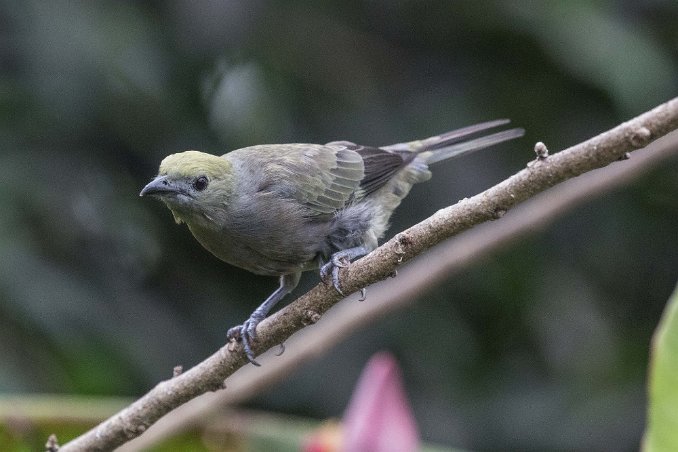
[383,119,524,165]
[423,127,525,164]
[419,119,512,151]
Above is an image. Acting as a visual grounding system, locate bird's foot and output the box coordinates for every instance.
[320,246,369,296]
[227,316,262,366]
[226,273,299,366]
[320,254,351,295]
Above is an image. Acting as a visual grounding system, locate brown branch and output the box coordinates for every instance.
[60,97,678,451]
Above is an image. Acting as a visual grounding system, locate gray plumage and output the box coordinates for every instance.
[140,119,524,364]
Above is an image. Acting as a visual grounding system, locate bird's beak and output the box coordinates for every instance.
[140,175,179,197]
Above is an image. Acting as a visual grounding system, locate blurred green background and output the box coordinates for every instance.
[1,0,677,450]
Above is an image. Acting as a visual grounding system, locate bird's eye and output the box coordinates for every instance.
[193,176,209,191]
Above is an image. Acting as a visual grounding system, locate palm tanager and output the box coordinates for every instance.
[140,120,524,364]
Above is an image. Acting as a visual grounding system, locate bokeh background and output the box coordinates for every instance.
[1,1,678,450]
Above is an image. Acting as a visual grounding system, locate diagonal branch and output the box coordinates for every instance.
[118,129,678,452]
[60,97,678,451]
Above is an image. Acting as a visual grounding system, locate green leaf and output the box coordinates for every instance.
[644,283,678,451]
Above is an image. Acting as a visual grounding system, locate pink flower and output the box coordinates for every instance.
[340,352,420,452]
[303,352,420,452]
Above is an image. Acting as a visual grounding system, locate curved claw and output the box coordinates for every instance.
[227,321,261,366]
[320,256,350,295]
[321,256,347,280]
[358,288,367,301]
[331,264,345,295]
[319,261,334,286]
[275,342,285,356]
[320,246,370,296]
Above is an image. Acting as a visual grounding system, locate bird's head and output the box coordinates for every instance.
[140,150,234,225]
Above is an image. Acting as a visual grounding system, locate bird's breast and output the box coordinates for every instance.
[186,212,330,277]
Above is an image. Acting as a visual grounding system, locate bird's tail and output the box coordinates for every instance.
[384,119,524,165]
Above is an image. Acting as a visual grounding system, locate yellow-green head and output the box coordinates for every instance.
[140,150,234,225]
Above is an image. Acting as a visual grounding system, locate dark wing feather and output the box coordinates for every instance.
[356,146,408,197]
[327,140,409,198]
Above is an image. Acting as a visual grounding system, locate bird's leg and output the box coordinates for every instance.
[227,272,301,365]
[319,246,369,295]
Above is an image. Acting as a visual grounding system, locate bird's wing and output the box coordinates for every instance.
[357,146,409,197]
[237,144,366,216]
[327,141,409,198]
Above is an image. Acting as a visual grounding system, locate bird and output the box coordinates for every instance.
[140,119,524,365]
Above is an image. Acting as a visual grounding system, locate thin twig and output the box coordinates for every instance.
[61,97,678,451]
